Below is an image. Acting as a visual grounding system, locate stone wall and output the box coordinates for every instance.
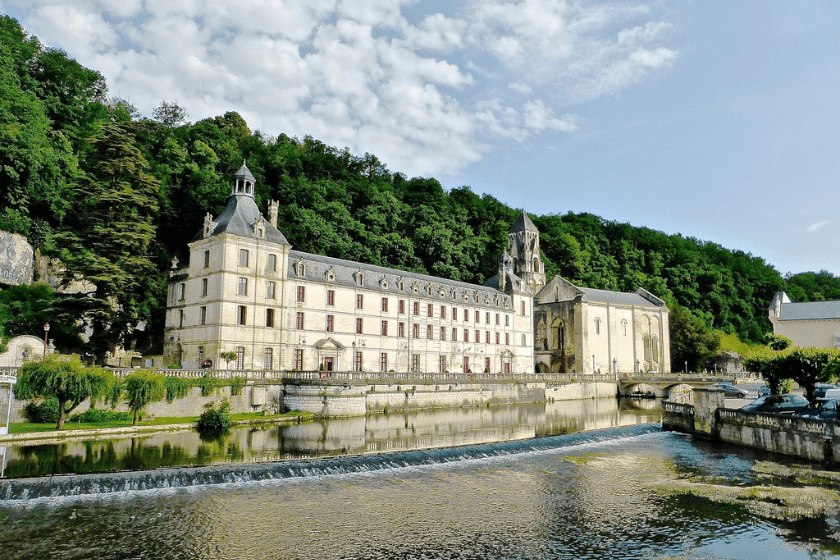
[0,231,34,286]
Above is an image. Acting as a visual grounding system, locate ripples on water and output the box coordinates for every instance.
[1,426,839,560]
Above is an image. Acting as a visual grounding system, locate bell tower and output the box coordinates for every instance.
[508,211,546,293]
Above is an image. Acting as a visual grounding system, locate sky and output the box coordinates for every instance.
[2,0,839,277]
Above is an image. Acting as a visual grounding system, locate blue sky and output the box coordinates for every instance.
[2,1,838,277]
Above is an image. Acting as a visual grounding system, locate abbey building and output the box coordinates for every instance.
[163,164,535,373]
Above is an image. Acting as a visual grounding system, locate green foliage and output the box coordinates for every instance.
[197,399,231,431]
[219,352,237,368]
[69,408,131,423]
[23,398,59,423]
[230,376,246,396]
[13,353,113,429]
[164,376,190,402]
[745,345,840,400]
[197,374,217,397]
[764,333,792,351]
[669,305,721,372]
[0,284,83,350]
[716,332,759,356]
[123,370,166,425]
[106,379,123,408]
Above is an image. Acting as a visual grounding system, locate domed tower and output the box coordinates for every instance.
[508,211,546,293]
[232,161,256,197]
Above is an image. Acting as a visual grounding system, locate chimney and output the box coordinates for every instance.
[268,200,279,229]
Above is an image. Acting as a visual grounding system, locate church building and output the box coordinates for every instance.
[163,164,535,373]
[768,291,840,349]
[533,276,670,375]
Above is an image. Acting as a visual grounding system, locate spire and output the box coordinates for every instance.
[510,210,538,233]
[231,160,256,198]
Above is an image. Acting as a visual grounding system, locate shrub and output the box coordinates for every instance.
[70,409,132,423]
[165,376,190,402]
[197,400,231,431]
[106,379,124,408]
[229,376,246,396]
[23,398,59,423]
[198,374,217,397]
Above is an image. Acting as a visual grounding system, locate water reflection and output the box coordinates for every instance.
[2,398,660,478]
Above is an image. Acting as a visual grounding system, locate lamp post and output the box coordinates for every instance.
[43,322,50,356]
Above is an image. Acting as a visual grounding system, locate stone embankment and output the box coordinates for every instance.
[663,388,840,463]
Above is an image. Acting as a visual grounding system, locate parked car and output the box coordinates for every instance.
[710,382,749,398]
[741,394,810,415]
[758,385,771,397]
[806,383,839,399]
[796,399,840,420]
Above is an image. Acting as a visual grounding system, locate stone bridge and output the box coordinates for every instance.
[618,373,731,400]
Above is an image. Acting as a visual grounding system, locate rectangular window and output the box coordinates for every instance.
[296,311,304,330]
[452,307,457,320]
[463,309,468,321]
[179,310,184,328]
[441,306,446,319]
[399,300,405,314]
[201,278,208,297]
[505,315,510,327]
[203,250,210,268]
[485,357,490,372]
[495,313,500,325]
[411,354,419,373]
[266,308,275,327]
[239,249,249,267]
[354,351,362,372]
[504,362,510,374]
[198,346,204,364]
[440,327,446,341]
[238,306,247,325]
[200,306,207,326]
[475,310,480,323]
[326,314,334,332]
[179,283,185,301]
[399,322,405,337]
[357,294,364,309]
[294,349,304,370]
[382,298,389,312]
[427,325,432,339]
[266,281,276,299]
[413,324,419,338]
[485,331,490,344]
[475,330,479,344]
[505,333,510,345]
[427,304,433,317]
[381,320,388,336]
[238,277,248,296]
[463,357,470,373]
[495,332,500,344]
[380,353,388,372]
[413,301,419,315]
[267,253,277,272]
[452,328,457,342]
[327,289,335,306]
[297,286,305,303]
[439,356,446,373]
[464,329,469,342]
[521,300,526,316]
[264,348,273,370]
[236,346,245,369]
[485,312,490,324]
[356,318,363,334]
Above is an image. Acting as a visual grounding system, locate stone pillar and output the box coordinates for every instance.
[693,387,724,436]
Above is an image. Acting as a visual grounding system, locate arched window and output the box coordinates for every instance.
[651,336,659,363]
[594,317,601,335]
[621,319,628,336]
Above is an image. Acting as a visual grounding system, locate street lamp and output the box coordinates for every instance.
[43,322,50,356]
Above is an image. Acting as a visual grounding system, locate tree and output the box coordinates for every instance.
[745,345,840,400]
[13,353,112,430]
[123,370,166,425]
[220,352,237,369]
[764,333,792,351]
[669,304,720,372]
[152,100,189,128]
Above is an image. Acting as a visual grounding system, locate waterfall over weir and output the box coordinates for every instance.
[0,424,660,503]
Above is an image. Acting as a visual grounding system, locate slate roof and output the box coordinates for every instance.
[193,194,289,244]
[510,211,538,233]
[288,250,511,310]
[777,301,840,321]
[579,287,663,308]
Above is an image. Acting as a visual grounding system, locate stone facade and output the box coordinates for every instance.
[768,291,840,349]
[0,231,34,286]
[533,276,670,375]
[163,164,535,374]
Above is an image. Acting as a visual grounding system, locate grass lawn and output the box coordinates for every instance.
[9,411,312,434]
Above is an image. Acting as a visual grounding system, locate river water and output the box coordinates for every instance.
[1,399,839,559]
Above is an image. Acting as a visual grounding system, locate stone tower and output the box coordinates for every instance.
[508,211,546,293]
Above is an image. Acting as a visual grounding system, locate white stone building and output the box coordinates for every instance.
[768,291,840,349]
[163,164,535,373]
[533,276,670,375]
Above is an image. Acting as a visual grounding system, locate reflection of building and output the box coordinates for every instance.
[533,276,670,374]
[163,164,534,372]
[768,292,840,349]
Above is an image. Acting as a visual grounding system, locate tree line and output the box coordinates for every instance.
[1,15,839,372]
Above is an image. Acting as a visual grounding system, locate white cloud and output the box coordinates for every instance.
[3,0,677,176]
[806,220,831,233]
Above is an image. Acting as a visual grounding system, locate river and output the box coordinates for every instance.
[0,398,838,559]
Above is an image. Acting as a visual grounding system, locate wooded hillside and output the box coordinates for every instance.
[1,16,837,369]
